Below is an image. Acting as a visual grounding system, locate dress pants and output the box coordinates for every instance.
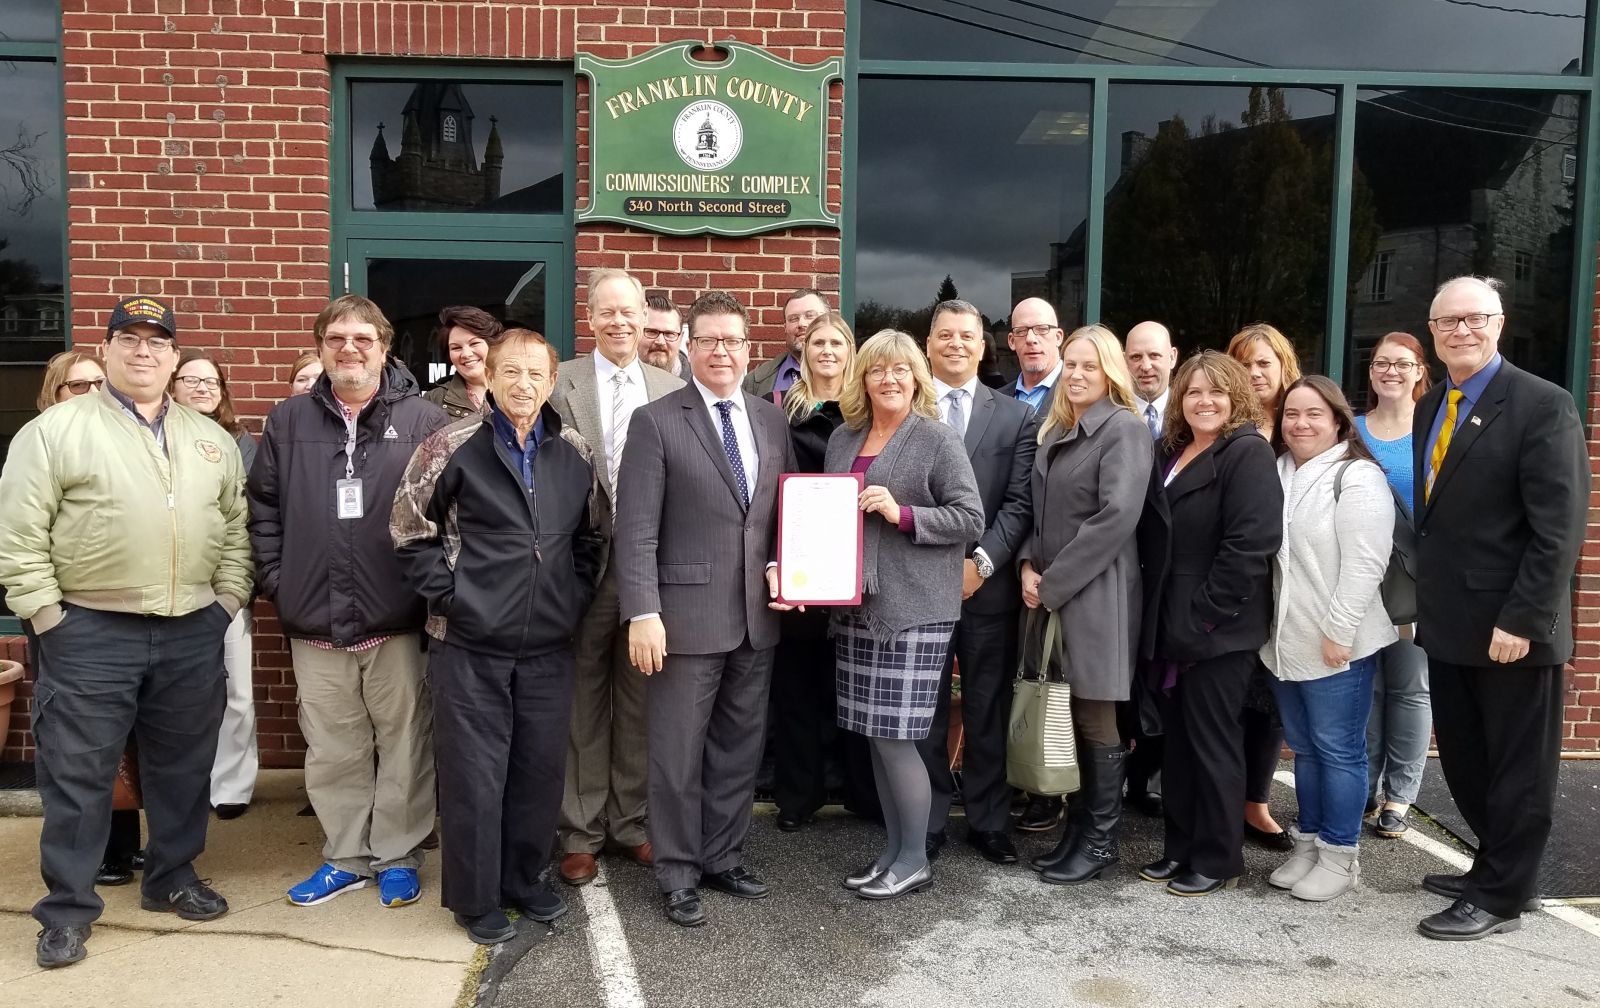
[560,570,650,854]
[430,640,575,916]
[1430,660,1564,918]
[290,635,435,876]
[647,640,774,892]
[28,604,227,927]
[209,609,258,806]
[770,623,840,819]
[1161,650,1252,880]
[918,607,1016,834]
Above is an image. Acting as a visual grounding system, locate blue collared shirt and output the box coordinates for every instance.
[1423,352,1503,484]
[106,383,171,456]
[1010,360,1062,412]
[491,407,542,491]
[772,352,802,398]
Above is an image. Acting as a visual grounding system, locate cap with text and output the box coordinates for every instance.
[107,295,177,342]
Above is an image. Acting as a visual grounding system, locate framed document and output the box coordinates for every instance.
[775,472,864,606]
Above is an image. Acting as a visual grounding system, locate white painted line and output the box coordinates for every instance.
[1271,768,1600,935]
[577,865,647,1008]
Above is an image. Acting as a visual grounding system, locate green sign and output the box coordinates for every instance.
[578,42,841,237]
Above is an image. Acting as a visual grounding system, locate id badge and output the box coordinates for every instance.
[336,478,364,520]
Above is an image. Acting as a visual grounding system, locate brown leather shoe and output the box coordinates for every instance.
[559,853,598,886]
[626,842,653,866]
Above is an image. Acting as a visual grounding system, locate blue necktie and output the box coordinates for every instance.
[716,400,750,506]
[1145,402,1161,440]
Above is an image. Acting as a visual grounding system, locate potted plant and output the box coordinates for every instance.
[0,659,23,745]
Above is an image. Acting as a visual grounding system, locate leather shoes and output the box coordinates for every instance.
[1422,873,1541,912]
[214,803,249,820]
[1138,859,1184,883]
[1419,899,1523,941]
[95,861,134,886]
[966,830,1018,865]
[702,866,770,900]
[36,925,91,968]
[625,842,653,866]
[1166,871,1238,897]
[843,861,888,891]
[1128,790,1164,818]
[856,863,934,900]
[559,852,598,886]
[126,850,146,871]
[664,888,704,927]
[776,810,810,832]
[925,830,946,862]
[1244,822,1295,851]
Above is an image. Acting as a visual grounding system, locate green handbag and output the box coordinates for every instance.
[1006,609,1080,797]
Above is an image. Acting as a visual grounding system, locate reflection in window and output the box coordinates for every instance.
[854,79,1091,372]
[860,0,1585,75]
[364,257,548,385]
[351,80,564,212]
[0,1,60,41]
[1346,88,1579,394]
[1368,251,1395,303]
[1100,85,1336,368]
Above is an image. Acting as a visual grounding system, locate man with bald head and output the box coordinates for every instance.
[1411,275,1586,941]
[1005,298,1065,413]
[1124,321,1179,439]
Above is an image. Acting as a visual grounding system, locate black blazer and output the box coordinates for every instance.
[1412,358,1588,667]
[1137,425,1282,663]
[961,383,1040,616]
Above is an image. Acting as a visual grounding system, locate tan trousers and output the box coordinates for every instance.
[291,635,436,876]
[558,570,650,853]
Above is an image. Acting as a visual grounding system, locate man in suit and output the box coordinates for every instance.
[743,287,829,403]
[615,290,797,927]
[551,269,685,886]
[917,299,1038,865]
[1412,275,1587,941]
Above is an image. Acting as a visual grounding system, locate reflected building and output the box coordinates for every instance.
[370,82,505,211]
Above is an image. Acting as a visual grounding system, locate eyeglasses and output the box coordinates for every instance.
[57,378,104,395]
[1369,359,1418,374]
[690,336,748,351]
[176,375,222,390]
[1428,313,1501,331]
[1009,323,1059,339]
[322,335,377,351]
[786,310,822,327]
[110,332,175,353]
[866,365,913,381]
[643,328,680,341]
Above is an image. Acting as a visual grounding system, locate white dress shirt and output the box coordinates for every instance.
[594,351,650,468]
[932,374,980,436]
[1141,387,1171,436]
[692,376,759,490]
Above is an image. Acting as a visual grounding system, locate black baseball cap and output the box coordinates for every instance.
[107,295,177,342]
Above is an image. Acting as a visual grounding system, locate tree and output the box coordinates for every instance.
[935,274,959,304]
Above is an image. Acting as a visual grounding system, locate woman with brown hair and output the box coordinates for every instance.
[424,305,503,419]
[288,351,322,396]
[35,350,104,412]
[1136,351,1281,896]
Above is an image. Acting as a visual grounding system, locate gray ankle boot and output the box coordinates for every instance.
[1268,828,1319,890]
[1292,840,1359,902]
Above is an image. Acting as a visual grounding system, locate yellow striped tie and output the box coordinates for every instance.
[1426,389,1464,502]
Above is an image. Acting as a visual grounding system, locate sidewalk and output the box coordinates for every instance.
[0,771,484,1008]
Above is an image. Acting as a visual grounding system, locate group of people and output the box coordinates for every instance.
[0,270,1584,970]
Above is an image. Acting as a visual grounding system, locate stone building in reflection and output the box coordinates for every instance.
[369,82,505,211]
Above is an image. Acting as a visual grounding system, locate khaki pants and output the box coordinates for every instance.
[291,635,436,876]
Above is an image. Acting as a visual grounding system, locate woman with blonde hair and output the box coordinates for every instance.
[36,350,104,412]
[1018,325,1153,885]
[824,330,983,900]
[287,351,322,396]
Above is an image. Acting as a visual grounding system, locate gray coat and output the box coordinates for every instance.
[1018,397,1151,701]
[824,412,984,638]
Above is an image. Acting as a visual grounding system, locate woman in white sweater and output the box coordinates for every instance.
[1261,375,1396,902]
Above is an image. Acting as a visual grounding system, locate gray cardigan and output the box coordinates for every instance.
[824,411,984,638]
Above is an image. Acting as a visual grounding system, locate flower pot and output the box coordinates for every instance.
[0,659,23,747]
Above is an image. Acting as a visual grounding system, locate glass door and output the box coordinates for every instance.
[343,238,570,390]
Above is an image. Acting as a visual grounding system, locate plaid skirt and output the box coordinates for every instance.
[834,614,957,740]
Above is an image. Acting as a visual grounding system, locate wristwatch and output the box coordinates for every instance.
[971,551,994,580]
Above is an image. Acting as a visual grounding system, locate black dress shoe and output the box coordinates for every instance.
[1422,873,1542,912]
[664,888,704,927]
[966,830,1018,865]
[925,830,946,862]
[455,910,516,945]
[1128,791,1164,818]
[95,861,134,886]
[36,925,91,968]
[1166,871,1238,897]
[1244,823,1295,852]
[776,810,809,832]
[127,850,146,871]
[140,879,229,921]
[1015,795,1064,832]
[702,866,770,900]
[1138,859,1184,883]
[214,803,249,820]
[1418,899,1523,941]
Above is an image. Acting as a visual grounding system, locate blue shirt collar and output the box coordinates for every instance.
[490,404,543,450]
[1446,352,1503,406]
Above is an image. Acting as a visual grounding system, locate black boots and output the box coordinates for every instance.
[1040,746,1125,886]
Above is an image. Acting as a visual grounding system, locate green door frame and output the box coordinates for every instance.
[842,0,1600,401]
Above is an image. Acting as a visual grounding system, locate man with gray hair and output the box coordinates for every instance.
[551,269,684,886]
[1411,275,1586,941]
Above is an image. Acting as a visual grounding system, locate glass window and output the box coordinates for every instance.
[363,256,547,384]
[1368,251,1395,303]
[1100,84,1336,368]
[861,0,1585,74]
[0,1,60,41]
[1345,88,1580,398]
[349,80,564,213]
[854,78,1091,374]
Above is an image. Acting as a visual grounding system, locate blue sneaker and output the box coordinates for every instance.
[287,864,368,907]
[377,867,420,908]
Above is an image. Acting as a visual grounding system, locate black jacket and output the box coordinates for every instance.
[961,384,1038,616]
[783,400,845,641]
[248,361,449,646]
[1137,425,1282,663]
[1412,359,1588,667]
[391,402,604,658]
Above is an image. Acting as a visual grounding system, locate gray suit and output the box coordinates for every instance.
[614,382,795,891]
[551,353,684,855]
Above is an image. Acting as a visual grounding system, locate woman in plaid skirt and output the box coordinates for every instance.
[822,330,984,901]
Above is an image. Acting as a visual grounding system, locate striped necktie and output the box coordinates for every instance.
[608,370,630,498]
[1425,388,1463,503]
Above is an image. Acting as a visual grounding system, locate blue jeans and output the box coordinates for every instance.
[1365,637,1431,806]
[1271,655,1377,848]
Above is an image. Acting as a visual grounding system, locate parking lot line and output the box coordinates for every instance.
[577,865,646,1008]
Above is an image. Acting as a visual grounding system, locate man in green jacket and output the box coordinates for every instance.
[0,295,253,970]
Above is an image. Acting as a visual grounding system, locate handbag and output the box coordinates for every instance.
[1006,609,1080,797]
[1334,460,1418,625]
